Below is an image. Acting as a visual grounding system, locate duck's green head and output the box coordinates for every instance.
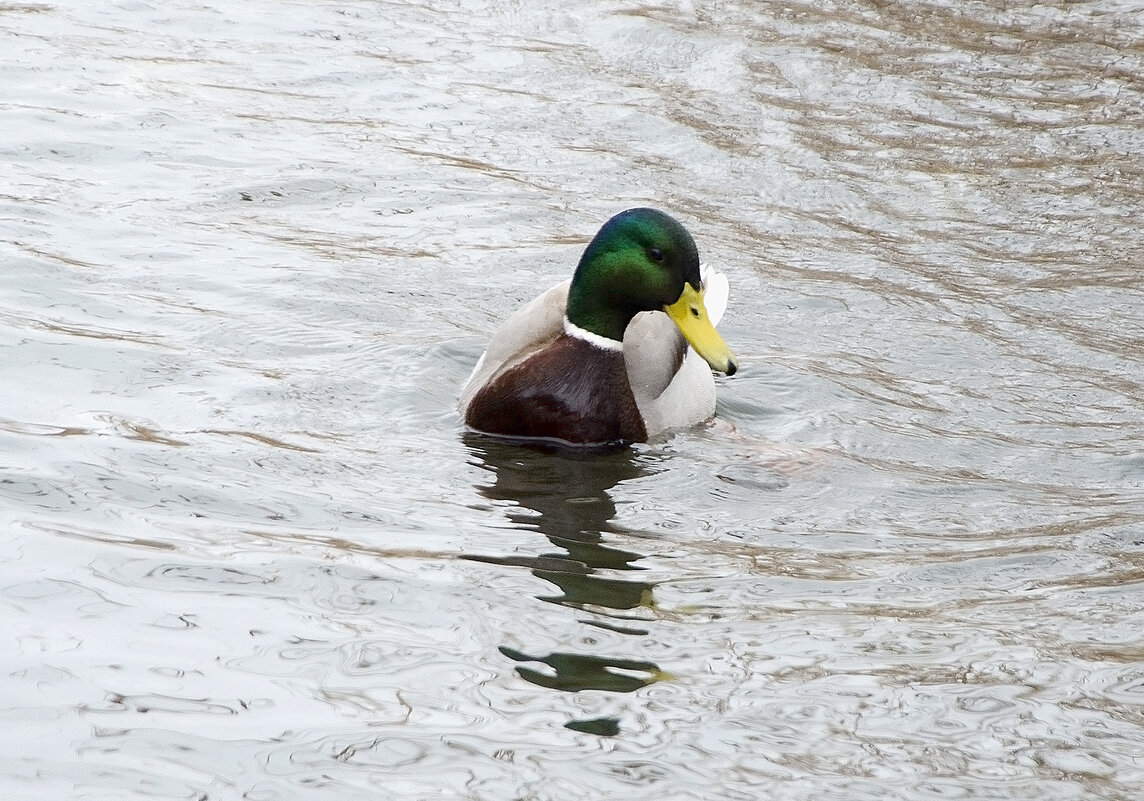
[567,208,738,375]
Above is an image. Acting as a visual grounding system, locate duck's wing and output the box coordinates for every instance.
[623,264,728,437]
[623,311,688,404]
[701,262,728,326]
[625,316,716,438]
[459,279,570,415]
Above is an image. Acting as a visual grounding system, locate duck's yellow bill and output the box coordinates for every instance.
[664,284,738,375]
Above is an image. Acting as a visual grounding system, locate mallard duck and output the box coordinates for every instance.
[459,208,737,448]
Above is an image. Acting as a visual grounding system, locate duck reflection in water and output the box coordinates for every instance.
[463,433,668,709]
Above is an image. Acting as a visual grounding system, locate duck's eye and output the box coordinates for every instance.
[647,247,665,263]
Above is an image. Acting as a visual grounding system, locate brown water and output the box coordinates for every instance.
[2,1,1143,799]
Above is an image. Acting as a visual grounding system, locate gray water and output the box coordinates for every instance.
[3,1,1144,799]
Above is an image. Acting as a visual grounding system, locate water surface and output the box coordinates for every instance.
[2,1,1143,799]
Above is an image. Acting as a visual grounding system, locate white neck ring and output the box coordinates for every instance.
[563,317,623,352]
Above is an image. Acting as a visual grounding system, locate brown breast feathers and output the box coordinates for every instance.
[464,334,648,446]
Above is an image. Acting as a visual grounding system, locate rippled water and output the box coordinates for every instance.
[3,1,1143,799]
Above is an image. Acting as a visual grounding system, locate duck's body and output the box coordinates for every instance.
[459,208,737,449]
